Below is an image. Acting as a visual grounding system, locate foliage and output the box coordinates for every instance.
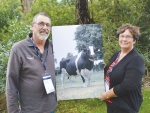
[0,0,150,112]
[0,0,149,93]
[0,0,22,38]
[0,20,30,93]
[66,52,73,58]
[137,0,150,75]
[89,0,145,63]
[22,0,76,40]
[0,44,8,92]
[60,0,76,5]
[0,0,23,93]
[24,0,75,26]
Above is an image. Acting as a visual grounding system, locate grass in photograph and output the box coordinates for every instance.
[56,71,104,100]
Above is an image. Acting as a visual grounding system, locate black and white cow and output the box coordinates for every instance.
[59,46,100,88]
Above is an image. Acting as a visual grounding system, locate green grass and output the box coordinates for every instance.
[0,88,150,113]
[56,88,150,113]
[56,98,106,113]
[139,88,150,113]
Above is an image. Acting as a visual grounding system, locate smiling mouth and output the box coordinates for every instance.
[41,32,47,34]
[122,42,128,44]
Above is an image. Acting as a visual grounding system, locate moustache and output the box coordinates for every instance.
[39,30,49,34]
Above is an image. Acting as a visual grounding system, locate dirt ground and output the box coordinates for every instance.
[142,76,150,88]
[0,93,7,113]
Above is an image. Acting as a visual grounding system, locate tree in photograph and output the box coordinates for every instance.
[74,24,103,59]
[66,52,73,58]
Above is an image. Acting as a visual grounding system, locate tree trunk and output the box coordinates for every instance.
[147,69,150,76]
[21,0,35,14]
[76,0,94,24]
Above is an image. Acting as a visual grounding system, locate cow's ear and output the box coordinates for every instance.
[95,47,100,52]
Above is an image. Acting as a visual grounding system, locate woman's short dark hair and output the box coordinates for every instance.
[117,23,140,41]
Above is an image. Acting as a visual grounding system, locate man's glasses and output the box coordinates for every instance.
[34,22,51,28]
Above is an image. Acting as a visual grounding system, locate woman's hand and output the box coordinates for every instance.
[99,88,117,100]
[99,92,108,100]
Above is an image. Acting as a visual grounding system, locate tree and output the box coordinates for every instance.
[66,52,73,58]
[25,0,75,26]
[21,0,35,14]
[90,0,145,63]
[0,1,150,112]
[74,24,103,59]
[137,0,150,76]
[60,0,76,5]
[0,0,22,93]
[76,0,94,24]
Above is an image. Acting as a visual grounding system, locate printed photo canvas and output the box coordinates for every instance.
[52,24,104,100]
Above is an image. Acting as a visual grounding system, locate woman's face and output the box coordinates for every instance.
[118,29,136,51]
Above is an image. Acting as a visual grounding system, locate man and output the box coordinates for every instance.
[6,12,58,113]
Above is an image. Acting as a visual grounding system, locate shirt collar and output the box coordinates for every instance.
[26,33,49,49]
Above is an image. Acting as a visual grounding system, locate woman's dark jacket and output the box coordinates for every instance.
[104,48,145,112]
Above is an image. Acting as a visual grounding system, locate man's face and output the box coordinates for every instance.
[31,15,51,40]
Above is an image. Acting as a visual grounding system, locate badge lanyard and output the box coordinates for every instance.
[31,39,47,72]
[31,39,55,94]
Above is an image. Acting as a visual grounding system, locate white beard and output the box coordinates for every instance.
[37,32,49,40]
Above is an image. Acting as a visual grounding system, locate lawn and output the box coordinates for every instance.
[139,88,150,113]
[56,88,150,113]
[0,88,150,113]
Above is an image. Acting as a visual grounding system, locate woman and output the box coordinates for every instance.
[99,23,145,113]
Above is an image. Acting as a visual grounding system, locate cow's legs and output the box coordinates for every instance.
[87,74,91,87]
[86,70,92,87]
[81,75,86,87]
[81,69,92,87]
[81,69,86,87]
[61,73,65,88]
[69,76,73,88]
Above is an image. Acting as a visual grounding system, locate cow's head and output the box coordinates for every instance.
[82,46,100,62]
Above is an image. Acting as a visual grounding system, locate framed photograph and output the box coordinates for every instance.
[52,24,104,100]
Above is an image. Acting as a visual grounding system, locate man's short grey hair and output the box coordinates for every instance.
[32,12,51,24]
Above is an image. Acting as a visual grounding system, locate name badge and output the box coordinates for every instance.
[42,73,55,94]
